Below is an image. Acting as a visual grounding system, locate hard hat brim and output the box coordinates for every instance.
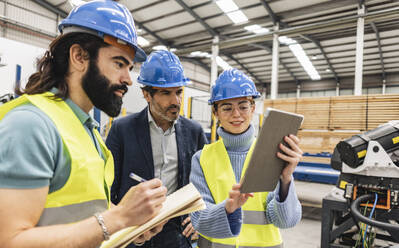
[134,46,147,63]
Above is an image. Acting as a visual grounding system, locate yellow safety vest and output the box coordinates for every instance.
[199,139,282,248]
[0,92,114,226]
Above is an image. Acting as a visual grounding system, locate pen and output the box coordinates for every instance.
[129,172,147,183]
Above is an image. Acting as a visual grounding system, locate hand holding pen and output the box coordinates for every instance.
[129,172,147,183]
[117,173,167,227]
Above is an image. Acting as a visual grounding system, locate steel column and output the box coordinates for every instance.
[211,36,219,88]
[270,24,279,100]
[354,4,365,96]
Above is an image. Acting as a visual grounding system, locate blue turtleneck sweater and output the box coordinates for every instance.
[190,125,302,238]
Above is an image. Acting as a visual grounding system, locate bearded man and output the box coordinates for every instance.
[106,50,207,248]
[0,1,167,248]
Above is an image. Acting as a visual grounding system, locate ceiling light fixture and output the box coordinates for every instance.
[137,36,150,47]
[289,44,321,80]
[253,28,269,34]
[69,0,86,7]
[244,24,261,31]
[216,0,248,24]
[244,25,269,34]
[279,36,320,80]
[215,0,239,13]
[216,56,231,70]
[152,45,168,51]
[227,10,248,24]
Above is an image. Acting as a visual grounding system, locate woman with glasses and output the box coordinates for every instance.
[190,68,302,248]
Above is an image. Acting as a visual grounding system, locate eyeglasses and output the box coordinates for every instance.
[218,101,253,115]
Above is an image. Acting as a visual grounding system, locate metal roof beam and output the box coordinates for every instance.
[174,7,399,55]
[257,3,300,83]
[301,34,340,83]
[133,1,167,13]
[260,0,279,25]
[180,56,210,72]
[134,20,170,47]
[250,43,299,84]
[222,53,263,84]
[174,0,218,37]
[370,22,386,82]
[149,0,359,43]
[55,1,68,8]
[31,0,67,18]
[259,2,337,85]
[150,3,261,35]
[173,0,268,84]
[140,1,212,25]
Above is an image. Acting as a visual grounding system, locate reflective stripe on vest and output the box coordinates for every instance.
[199,139,282,248]
[198,237,283,248]
[243,210,269,225]
[37,199,108,225]
[0,92,114,226]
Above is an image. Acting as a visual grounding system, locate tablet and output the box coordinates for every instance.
[240,108,304,193]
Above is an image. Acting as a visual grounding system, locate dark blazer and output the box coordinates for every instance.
[106,106,208,205]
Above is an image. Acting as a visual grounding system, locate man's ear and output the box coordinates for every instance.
[142,89,152,103]
[69,44,89,73]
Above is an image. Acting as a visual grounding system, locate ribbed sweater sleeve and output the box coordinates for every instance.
[266,178,302,228]
[190,150,243,238]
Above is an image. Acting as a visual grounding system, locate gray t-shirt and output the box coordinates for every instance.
[0,98,101,193]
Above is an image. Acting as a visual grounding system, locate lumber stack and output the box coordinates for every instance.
[296,97,330,130]
[263,93,399,154]
[329,95,367,130]
[264,98,296,113]
[297,130,360,154]
[367,94,399,129]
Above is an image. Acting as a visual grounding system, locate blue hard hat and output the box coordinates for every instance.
[137,50,190,87]
[209,68,261,104]
[58,0,146,62]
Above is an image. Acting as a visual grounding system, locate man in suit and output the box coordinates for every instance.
[106,50,208,248]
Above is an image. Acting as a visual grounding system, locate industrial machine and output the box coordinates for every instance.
[0,93,14,105]
[322,121,399,248]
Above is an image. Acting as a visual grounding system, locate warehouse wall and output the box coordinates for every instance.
[0,0,57,48]
[0,37,46,95]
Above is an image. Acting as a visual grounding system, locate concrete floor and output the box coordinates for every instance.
[281,206,322,248]
[280,180,334,248]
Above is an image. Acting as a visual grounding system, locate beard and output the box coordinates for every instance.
[82,60,128,117]
[150,99,180,122]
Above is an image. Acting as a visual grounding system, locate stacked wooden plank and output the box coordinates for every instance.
[297,130,360,154]
[367,94,399,129]
[296,97,330,130]
[263,94,399,154]
[264,97,297,113]
[329,95,367,131]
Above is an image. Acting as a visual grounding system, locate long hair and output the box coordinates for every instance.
[15,33,109,100]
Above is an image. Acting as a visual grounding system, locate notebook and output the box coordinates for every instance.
[100,183,205,248]
[240,108,304,193]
